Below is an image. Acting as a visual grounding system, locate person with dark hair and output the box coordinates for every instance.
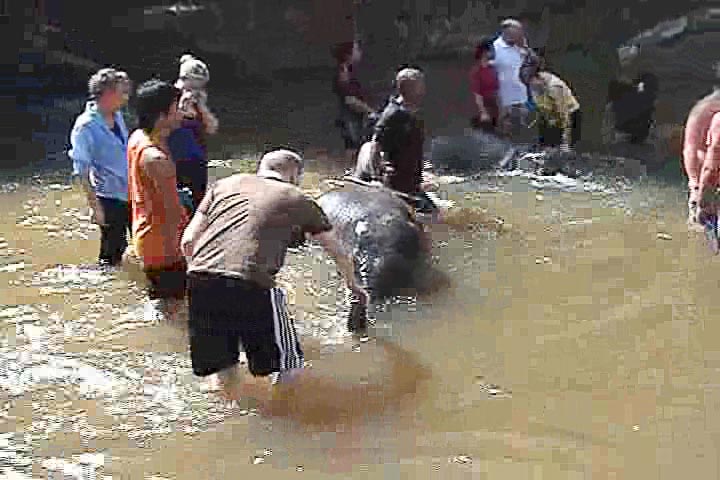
[469,37,499,132]
[68,67,132,267]
[128,79,187,321]
[608,72,659,145]
[618,73,658,144]
[332,40,375,162]
[527,61,582,150]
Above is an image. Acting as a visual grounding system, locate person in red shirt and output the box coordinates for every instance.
[469,37,500,132]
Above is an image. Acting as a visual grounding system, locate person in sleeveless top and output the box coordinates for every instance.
[127,80,187,320]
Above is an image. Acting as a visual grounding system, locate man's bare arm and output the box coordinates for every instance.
[141,149,184,260]
[198,104,219,135]
[74,175,98,212]
[473,93,488,118]
[310,230,368,301]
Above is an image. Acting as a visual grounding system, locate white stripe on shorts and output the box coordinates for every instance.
[270,287,304,373]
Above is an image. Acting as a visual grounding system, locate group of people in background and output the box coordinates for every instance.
[327,17,586,253]
[327,16,590,258]
[468,18,582,150]
[332,39,440,224]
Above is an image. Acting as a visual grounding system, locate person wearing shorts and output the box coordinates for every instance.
[181,149,365,401]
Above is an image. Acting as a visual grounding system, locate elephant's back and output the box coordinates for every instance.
[317,186,410,227]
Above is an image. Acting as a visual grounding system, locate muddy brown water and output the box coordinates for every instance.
[1,61,718,479]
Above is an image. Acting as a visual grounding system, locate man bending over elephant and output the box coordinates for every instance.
[180,149,430,412]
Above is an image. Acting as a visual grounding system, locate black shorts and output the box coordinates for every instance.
[187,273,304,378]
[144,262,187,300]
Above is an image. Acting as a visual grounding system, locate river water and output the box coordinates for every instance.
[1,62,719,479]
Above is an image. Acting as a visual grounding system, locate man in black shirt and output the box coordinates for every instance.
[356,67,439,215]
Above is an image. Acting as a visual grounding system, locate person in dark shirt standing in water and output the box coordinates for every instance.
[370,67,438,217]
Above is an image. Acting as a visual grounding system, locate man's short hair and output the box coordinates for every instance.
[257,149,304,174]
[88,68,129,99]
[395,67,425,91]
[134,79,181,133]
[500,18,522,29]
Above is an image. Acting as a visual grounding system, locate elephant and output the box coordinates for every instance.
[429,130,581,177]
[316,184,440,334]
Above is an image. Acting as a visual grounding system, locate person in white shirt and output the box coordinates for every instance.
[493,18,532,140]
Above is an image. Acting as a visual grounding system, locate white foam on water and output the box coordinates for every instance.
[0,351,122,399]
[439,167,631,199]
[30,265,116,294]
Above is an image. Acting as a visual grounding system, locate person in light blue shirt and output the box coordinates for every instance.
[68,68,131,266]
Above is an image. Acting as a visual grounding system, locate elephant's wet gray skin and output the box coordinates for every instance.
[316,187,430,334]
[430,130,582,176]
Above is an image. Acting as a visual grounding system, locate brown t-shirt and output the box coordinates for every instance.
[187,174,333,289]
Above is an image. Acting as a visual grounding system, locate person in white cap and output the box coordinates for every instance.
[168,54,219,210]
[493,18,532,140]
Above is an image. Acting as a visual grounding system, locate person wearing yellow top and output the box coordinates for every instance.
[528,66,581,150]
